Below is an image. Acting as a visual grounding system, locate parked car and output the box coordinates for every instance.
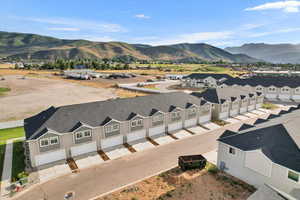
[178,154,207,171]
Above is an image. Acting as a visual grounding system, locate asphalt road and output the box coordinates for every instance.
[14,122,243,200]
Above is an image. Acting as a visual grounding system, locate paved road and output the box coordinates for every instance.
[0,120,23,129]
[13,122,243,200]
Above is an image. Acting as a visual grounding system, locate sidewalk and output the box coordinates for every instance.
[0,120,24,130]
[1,137,25,199]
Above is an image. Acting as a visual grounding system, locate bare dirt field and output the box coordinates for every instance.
[0,75,117,122]
[98,165,255,200]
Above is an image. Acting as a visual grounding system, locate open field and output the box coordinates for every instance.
[98,164,255,200]
[0,64,15,69]
[0,75,117,122]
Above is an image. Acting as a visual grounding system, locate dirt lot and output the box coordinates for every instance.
[0,69,152,121]
[98,165,255,200]
[0,75,117,122]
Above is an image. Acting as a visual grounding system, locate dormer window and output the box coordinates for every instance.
[288,170,299,182]
[40,136,59,147]
[189,107,197,115]
[75,130,91,140]
[256,87,263,91]
[153,114,163,123]
[105,124,119,133]
[131,119,143,127]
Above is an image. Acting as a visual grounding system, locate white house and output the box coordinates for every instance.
[217,112,300,200]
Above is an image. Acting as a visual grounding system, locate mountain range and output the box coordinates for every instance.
[225,43,300,64]
[0,31,258,63]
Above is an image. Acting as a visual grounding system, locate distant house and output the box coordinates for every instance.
[222,76,300,101]
[217,110,300,200]
[191,87,264,120]
[182,73,234,88]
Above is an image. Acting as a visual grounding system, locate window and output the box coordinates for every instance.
[75,132,83,139]
[171,111,181,119]
[288,171,299,182]
[105,124,120,133]
[50,136,59,145]
[296,88,300,94]
[256,87,262,91]
[269,87,276,92]
[189,107,197,115]
[153,114,163,123]
[84,130,91,137]
[40,139,49,147]
[229,147,236,155]
[40,136,59,147]
[131,119,143,127]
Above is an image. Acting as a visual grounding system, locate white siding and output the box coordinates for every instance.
[244,150,272,177]
[168,122,183,132]
[127,129,146,142]
[219,112,229,120]
[199,115,211,124]
[217,142,300,199]
[149,125,165,137]
[184,118,197,128]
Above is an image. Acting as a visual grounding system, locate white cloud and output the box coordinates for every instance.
[17,16,126,33]
[245,1,300,13]
[134,14,150,19]
[241,23,265,30]
[149,31,234,45]
[248,27,300,37]
[47,27,80,31]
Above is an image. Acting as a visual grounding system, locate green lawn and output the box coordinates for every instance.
[0,87,11,96]
[11,140,26,181]
[0,127,25,181]
[0,127,25,143]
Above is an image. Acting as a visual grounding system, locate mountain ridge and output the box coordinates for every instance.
[0,31,259,63]
[225,43,300,64]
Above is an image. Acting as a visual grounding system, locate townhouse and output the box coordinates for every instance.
[24,92,212,168]
[222,76,300,102]
[191,87,264,120]
[182,73,234,88]
[217,109,300,200]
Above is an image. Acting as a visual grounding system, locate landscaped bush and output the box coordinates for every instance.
[262,102,278,110]
[206,162,219,174]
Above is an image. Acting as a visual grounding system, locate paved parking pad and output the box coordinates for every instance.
[76,155,104,169]
[173,130,192,139]
[258,108,272,113]
[225,118,240,124]
[39,164,71,183]
[235,115,249,121]
[132,141,155,152]
[251,110,267,115]
[203,122,221,130]
[153,135,175,145]
[203,149,218,165]
[187,126,208,135]
[105,147,131,160]
[244,112,258,118]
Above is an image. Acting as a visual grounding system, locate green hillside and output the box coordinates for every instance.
[0,31,259,63]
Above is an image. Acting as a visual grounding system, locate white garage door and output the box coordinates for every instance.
[240,107,247,113]
[265,94,277,99]
[127,129,146,143]
[248,105,255,111]
[256,103,262,109]
[71,141,97,157]
[219,112,229,120]
[35,149,66,166]
[149,125,165,137]
[101,135,123,149]
[199,115,211,124]
[292,95,300,101]
[168,122,183,132]
[230,109,238,117]
[184,118,197,128]
[278,94,290,100]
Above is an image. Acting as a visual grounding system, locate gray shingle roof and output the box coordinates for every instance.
[224,76,300,88]
[184,73,233,80]
[219,108,300,173]
[24,92,208,140]
[191,86,259,104]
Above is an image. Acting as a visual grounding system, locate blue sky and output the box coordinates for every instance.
[1,0,300,47]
